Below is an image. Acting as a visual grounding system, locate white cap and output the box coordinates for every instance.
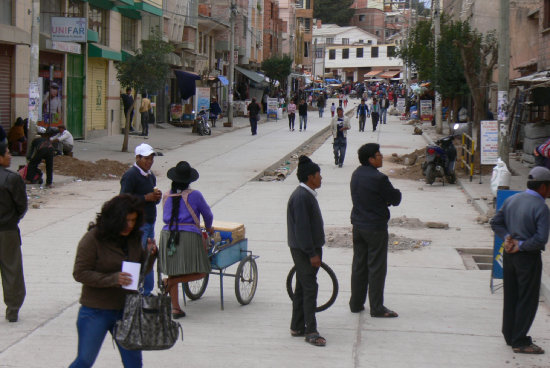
[135,143,155,157]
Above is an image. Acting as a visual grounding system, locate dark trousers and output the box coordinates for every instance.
[290,247,321,334]
[333,137,347,165]
[358,115,366,131]
[349,227,388,314]
[502,251,542,348]
[288,113,295,130]
[140,112,149,136]
[27,148,53,185]
[371,112,379,131]
[0,230,26,319]
[249,116,258,135]
[124,109,134,130]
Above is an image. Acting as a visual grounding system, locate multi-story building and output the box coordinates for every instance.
[278,0,296,60]
[1,0,163,139]
[295,0,314,73]
[263,0,283,59]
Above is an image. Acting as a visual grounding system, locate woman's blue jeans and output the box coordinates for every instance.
[69,306,142,368]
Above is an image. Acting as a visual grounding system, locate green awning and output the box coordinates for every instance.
[88,43,122,61]
[87,29,99,43]
[121,49,135,61]
[134,1,162,16]
[115,0,134,5]
[235,66,265,84]
[116,5,141,19]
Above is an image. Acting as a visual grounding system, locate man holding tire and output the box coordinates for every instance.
[286,155,326,347]
[349,143,401,317]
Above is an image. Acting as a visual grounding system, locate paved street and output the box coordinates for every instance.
[1,100,549,368]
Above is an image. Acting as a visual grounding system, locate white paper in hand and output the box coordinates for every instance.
[121,261,141,291]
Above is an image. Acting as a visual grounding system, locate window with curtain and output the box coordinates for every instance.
[89,6,108,45]
[121,16,137,51]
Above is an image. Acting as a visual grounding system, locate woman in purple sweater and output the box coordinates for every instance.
[159,161,213,318]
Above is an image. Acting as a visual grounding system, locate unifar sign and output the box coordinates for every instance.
[51,17,87,42]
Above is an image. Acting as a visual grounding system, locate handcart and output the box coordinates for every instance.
[182,237,258,310]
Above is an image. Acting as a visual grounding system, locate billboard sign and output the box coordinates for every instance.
[51,17,87,42]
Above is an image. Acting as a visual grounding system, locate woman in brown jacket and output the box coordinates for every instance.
[70,194,157,368]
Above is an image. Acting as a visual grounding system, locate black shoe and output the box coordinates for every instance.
[350,306,365,313]
[335,159,339,165]
[338,164,343,168]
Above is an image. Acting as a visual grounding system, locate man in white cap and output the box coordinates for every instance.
[120,143,162,295]
[491,166,550,354]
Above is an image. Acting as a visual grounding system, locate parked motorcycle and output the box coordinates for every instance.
[421,135,457,185]
[195,109,212,136]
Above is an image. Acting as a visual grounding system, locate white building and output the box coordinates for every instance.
[312,23,403,82]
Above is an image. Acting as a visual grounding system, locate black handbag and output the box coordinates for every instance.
[114,252,182,351]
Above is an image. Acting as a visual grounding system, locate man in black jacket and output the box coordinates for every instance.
[0,143,28,322]
[349,143,401,317]
[287,155,326,346]
[247,98,261,135]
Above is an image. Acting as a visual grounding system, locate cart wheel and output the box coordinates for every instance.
[286,262,338,312]
[183,274,209,300]
[235,256,258,305]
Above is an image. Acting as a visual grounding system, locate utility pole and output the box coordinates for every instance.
[27,0,40,155]
[434,0,442,133]
[498,0,510,165]
[404,0,412,110]
[228,0,236,126]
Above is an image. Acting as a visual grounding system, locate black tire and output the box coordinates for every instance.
[183,274,209,300]
[198,124,205,136]
[204,126,212,135]
[425,164,435,185]
[235,256,258,305]
[286,262,338,312]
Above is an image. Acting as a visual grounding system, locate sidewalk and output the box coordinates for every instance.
[422,127,550,308]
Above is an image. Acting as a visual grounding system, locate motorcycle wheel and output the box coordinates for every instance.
[425,164,436,185]
[204,126,212,135]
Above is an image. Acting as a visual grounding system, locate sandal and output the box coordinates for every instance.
[305,333,326,347]
[290,329,304,337]
[172,308,186,319]
[513,344,545,354]
[371,307,398,318]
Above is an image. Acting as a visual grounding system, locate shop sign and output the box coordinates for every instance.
[51,41,81,54]
[267,98,278,119]
[51,17,87,42]
[420,100,433,122]
[480,120,499,165]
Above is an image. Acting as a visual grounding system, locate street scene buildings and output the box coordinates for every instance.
[1,0,550,367]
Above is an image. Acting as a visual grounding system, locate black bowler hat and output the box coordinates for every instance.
[167,161,199,184]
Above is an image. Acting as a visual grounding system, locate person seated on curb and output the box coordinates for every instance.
[50,124,74,156]
[26,127,55,187]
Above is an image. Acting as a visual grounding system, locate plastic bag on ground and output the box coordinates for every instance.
[490,158,511,196]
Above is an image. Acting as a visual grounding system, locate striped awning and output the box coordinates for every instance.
[364,70,383,77]
[380,71,401,79]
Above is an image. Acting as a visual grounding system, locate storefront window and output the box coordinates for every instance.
[121,16,137,51]
[0,0,11,25]
[89,6,108,45]
[40,0,62,35]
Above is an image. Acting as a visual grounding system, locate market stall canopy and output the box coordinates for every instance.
[235,66,265,84]
[380,70,401,79]
[513,70,550,83]
[217,76,229,85]
[174,70,201,100]
[325,78,341,84]
[364,70,383,77]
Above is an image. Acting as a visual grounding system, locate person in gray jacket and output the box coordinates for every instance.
[286,155,326,346]
[331,107,351,167]
[490,166,550,355]
[0,143,28,322]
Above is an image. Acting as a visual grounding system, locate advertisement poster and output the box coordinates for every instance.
[396,98,406,114]
[42,77,64,126]
[170,104,183,121]
[267,98,278,120]
[497,90,508,122]
[195,87,210,115]
[480,120,499,165]
[28,81,41,123]
[420,100,433,122]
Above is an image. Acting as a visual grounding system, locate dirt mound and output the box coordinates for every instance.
[324,226,431,252]
[387,148,425,180]
[52,156,131,180]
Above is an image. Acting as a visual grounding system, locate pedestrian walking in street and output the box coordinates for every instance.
[356,99,370,132]
[158,161,213,319]
[317,94,326,118]
[139,93,152,136]
[288,99,297,131]
[209,97,222,128]
[349,143,401,317]
[370,97,381,131]
[247,97,261,135]
[120,143,162,296]
[330,103,336,117]
[331,107,350,168]
[381,95,390,124]
[490,166,550,355]
[287,155,326,347]
[298,99,308,131]
[70,194,157,368]
[26,127,55,187]
[120,88,135,132]
[0,143,28,323]
[343,96,348,108]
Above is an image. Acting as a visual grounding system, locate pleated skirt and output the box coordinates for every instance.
[158,230,211,276]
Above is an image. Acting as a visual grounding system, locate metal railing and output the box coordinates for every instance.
[459,133,476,182]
